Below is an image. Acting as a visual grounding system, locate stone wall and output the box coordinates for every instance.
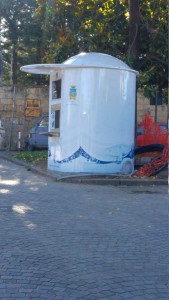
[0,85,48,149]
[137,91,168,124]
[0,85,168,149]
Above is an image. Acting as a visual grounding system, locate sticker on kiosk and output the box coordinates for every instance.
[69,86,77,101]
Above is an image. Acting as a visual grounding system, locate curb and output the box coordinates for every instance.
[57,176,167,186]
[0,152,168,186]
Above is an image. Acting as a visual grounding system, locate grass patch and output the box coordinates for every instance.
[11,150,48,163]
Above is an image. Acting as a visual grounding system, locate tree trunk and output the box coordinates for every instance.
[128,0,140,68]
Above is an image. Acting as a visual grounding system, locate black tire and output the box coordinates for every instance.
[25,143,35,151]
[134,144,164,168]
[134,144,164,156]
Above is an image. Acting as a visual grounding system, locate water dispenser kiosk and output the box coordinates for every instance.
[21,52,138,175]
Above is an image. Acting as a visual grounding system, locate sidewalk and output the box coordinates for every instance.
[0,151,168,186]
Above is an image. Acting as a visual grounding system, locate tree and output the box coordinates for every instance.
[0,0,40,84]
[34,0,128,63]
[120,0,168,103]
[0,0,168,103]
[138,0,168,103]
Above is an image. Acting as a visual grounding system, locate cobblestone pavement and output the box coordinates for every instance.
[0,158,168,300]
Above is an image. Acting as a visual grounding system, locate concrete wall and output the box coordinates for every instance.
[0,85,168,149]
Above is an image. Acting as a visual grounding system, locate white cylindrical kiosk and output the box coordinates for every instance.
[21,52,138,175]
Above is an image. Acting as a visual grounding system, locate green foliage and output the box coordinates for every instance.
[11,150,48,163]
[0,0,168,103]
[138,0,168,102]
[0,0,44,85]
[34,0,127,62]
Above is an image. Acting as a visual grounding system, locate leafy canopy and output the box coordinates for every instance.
[0,0,168,102]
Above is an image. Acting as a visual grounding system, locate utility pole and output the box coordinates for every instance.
[10,45,14,85]
[127,0,140,144]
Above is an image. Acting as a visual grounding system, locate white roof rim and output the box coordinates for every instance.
[20,64,138,75]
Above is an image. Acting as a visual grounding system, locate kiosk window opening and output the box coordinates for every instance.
[51,110,60,130]
[52,79,61,99]
[55,110,60,129]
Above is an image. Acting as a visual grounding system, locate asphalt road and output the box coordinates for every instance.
[0,158,168,300]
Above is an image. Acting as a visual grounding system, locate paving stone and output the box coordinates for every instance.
[0,158,168,300]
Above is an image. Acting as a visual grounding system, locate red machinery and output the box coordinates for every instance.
[134,114,168,177]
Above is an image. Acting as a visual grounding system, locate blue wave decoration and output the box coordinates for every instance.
[122,148,134,159]
[49,146,134,165]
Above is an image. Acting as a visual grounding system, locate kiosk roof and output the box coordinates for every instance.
[20,52,138,74]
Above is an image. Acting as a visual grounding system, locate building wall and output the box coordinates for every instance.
[0,85,168,149]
